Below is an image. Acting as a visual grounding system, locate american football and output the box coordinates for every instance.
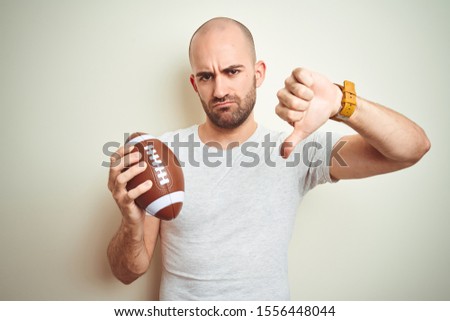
[125,132,184,220]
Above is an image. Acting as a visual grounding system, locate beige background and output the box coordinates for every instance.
[1,0,449,300]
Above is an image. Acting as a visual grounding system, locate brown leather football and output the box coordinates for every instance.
[125,132,184,220]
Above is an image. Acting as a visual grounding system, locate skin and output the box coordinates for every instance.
[107,17,431,284]
[275,68,431,178]
[189,18,266,148]
[107,146,158,284]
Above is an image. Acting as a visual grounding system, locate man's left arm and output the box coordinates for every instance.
[276,68,431,179]
[330,96,430,179]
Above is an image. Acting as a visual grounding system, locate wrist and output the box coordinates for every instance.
[121,217,145,242]
[330,84,343,117]
[331,80,357,121]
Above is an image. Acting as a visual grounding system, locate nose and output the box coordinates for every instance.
[213,75,229,99]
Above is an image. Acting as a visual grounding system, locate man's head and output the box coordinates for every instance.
[189,17,266,129]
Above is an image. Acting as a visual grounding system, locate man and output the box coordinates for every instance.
[107,17,430,300]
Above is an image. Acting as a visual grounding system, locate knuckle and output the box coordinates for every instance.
[276,89,284,100]
[290,99,302,110]
[117,189,132,205]
[293,67,302,75]
[125,190,136,202]
[296,85,306,97]
[275,104,283,116]
[111,194,118,204]
[297,68,308,77]
[110,156,121,169]
[116,173,127,185]
[111,190,122,203]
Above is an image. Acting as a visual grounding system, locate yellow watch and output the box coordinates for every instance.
[332,80,357,121]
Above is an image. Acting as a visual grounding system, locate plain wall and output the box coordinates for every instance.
[1,0,449,300]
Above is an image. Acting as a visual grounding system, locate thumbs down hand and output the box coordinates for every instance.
[275,68,343,158]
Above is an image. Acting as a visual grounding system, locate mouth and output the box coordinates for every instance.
[212,101,235,109]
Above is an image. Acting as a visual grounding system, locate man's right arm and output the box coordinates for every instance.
[107,145,160,284]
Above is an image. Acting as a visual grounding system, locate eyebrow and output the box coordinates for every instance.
[223,64,245,71]
[195,71,212,78]
[195,64,246,77]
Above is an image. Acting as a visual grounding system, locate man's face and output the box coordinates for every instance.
[189,25,264,129]
[198,76,256,130]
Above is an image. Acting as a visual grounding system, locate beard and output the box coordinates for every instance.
[199,79,256,129]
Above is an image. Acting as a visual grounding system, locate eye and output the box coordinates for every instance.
[227,69,239,76]
[198,73,213,81]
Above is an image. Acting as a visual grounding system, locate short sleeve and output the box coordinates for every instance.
[294,131,344,194]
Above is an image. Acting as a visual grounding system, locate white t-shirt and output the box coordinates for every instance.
[157,125,341,300]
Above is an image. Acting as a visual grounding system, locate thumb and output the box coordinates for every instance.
[281,122,309,158]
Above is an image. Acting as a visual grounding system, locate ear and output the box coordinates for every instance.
[254,60,266,88]
[189,74,198,92]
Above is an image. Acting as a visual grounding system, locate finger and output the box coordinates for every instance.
[275,104,305,123]
[111,148,140,176]
[281,122,310,159]
[110,144,134,163]
[277,89,310,111]
[108,147,140,191]
[292,68,314,87]
[122,150,142,169]
[108,152,124,191]
[285,77,314,101]
[127,180,153,201]
[115,161,147,189]
[109,145,137,169]
[112,161,148,205]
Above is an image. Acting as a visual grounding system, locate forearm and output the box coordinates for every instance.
[344,97,430,164]
[107,219,150,284]
[275,67,430,175]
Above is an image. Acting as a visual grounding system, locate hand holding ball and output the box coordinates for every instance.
[125,133,184,220]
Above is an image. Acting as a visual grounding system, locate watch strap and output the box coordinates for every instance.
[332,80,357,121]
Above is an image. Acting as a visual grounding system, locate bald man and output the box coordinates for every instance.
[107,17,430,300]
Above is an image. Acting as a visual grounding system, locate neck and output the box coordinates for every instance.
[198,113,257,149]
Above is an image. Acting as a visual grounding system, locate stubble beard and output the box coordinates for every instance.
[200,80,257,130]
